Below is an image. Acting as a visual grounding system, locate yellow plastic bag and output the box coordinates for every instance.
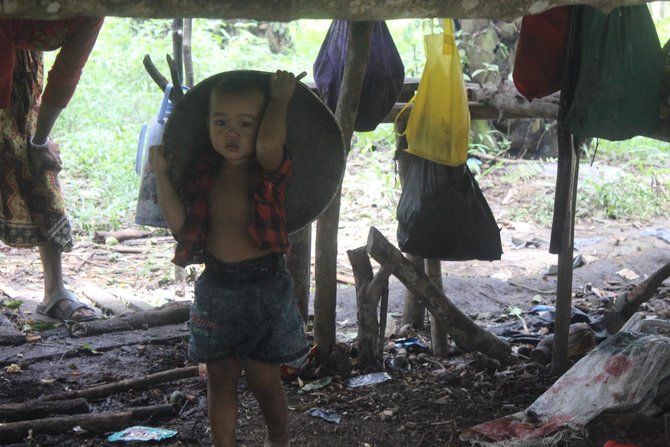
[398,20,470,166]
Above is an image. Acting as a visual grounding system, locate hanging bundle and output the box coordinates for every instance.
[513,6,571,101]
[396,154,502,261]
[398,19,470,166]
[561,5,664,140]
[313,20,405,132]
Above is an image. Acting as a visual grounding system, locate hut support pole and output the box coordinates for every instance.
[314,21,373,363]
[550,127,580,375]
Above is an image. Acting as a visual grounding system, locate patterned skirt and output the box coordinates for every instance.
[0,49,73,251]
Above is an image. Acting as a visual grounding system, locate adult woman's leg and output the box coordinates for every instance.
[39,245,95,320]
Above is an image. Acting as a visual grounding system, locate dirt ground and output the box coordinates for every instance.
[1,156,669,447]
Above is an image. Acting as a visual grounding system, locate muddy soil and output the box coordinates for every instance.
[0,156,669,447]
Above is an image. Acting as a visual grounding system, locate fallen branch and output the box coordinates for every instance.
[366,227,511,362]
[0,398,89,422]
[70,301,190,337]
[0,314,26,345]
[615,261,670,320]
[42,366,198,402]
[0,404,175,443]
[92,228,153,244]
[508,280,555,295]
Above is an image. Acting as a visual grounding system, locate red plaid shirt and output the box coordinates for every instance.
[172,149,291,267]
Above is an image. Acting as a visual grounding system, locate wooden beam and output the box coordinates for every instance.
[0,0,655,21]
[388,80,670,142]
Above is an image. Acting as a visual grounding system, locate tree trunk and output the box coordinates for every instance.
[313,21,373,363]
[287,225,312,323]
[366,227,511,362]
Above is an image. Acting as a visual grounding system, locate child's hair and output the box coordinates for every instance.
[209,72,269,111]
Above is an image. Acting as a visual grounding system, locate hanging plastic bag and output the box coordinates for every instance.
[513,6,571,101]
[135,84,189,228]
[396,154,502,261]
[313,20,405,132]
[561,5,663,140]
[398,20,470,166]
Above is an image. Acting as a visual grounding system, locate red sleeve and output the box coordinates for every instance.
[0,20,18,109]
[41,17,104,108]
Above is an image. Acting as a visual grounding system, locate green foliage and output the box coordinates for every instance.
[28,321,57,331]
[581,173,669,220]
[655,11,670,45]
[2,300,23,310]
[41,17,669,234]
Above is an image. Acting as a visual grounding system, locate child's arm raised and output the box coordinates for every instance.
[255,70,305,172]
[149,145,186,237]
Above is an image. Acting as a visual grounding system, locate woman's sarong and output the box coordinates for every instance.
[0,49,73,251]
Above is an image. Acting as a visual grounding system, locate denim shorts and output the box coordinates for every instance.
[188,252,309,365]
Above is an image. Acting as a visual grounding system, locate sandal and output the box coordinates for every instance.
[36,290,98,322]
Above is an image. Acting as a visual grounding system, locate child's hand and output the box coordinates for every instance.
[148,144,168,174]
[269,70,306,103]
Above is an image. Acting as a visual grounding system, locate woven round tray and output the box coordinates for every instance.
[162,70,346,234]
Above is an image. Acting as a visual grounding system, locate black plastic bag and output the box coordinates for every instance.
[397,155,502,261]
[313,20,405,132]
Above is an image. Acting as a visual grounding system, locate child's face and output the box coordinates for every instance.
[208,90,265,165]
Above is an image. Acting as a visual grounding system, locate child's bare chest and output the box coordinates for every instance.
[208,169,251,226]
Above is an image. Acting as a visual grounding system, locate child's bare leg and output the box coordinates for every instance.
[207,357,243,447]
[244,359,290,446]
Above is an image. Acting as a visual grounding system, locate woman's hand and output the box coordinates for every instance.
[29,138,63,173]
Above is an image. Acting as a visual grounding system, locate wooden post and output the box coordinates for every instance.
[426,258,450,357]
[314,21,373,363]
[549,127,580,375]
[287,225,312,323]
[171,19,184,83]
[183,18,194,87]
[347,246,395,369]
